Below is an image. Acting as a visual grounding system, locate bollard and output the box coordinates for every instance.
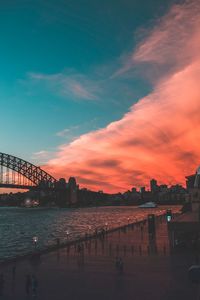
[56,238,60,247]
[109,244,112,256]
[188,265,200,284]
[102,242,104,254]
[116,244,119,254]
[88,242,91,254]
[148,214,156,235]
[95,243,98,255]
[123,245,126,256]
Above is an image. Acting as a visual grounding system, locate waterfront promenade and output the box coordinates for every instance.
[0,214,197,300]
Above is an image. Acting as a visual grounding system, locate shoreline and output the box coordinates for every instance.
[0,210,181,267]
[0,208,194,300]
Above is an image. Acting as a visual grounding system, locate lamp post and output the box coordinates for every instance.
[32,236,38,250]
[88,226,92,236]
[105,222,108,232]
[166,209,172,222]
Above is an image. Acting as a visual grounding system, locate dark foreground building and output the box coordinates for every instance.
[168,168,200,250]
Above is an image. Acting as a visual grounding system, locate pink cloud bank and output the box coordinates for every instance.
[45,0,200,193]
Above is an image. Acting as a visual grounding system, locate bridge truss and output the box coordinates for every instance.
[0,152,57,189]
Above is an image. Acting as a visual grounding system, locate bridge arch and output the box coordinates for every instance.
[0,152,57,188]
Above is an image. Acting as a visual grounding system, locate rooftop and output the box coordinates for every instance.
[171,212,199,223]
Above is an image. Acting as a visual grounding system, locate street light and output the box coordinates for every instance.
[32,236,38,250]
[166,209,172,222]
[88,226,92,235]
[105,222,108,231]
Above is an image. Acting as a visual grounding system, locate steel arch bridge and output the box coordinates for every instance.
[0,152,57,189]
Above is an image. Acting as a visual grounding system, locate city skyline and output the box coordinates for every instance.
[0,149,191,194]
[1,0,200,192]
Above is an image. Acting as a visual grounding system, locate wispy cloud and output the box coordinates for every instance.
[45,0,200,193]
[22,61,147,110]
[56,119,99,139]
[56,128,71,138]
[56,125,79,138]
[31,150,54,164]
[113,0,200,82]
[28,71,99,101]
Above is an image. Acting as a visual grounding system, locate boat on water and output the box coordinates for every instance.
[138,201,157,208]
[23,198,39,208]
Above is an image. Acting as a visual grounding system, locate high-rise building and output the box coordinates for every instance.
[150,179,158,193]
[186,174,196,189]
[57,178,67,189]
[159,184,168,192]
[131,187,137,193]
[68,177,78,204]
[140,187,145,193]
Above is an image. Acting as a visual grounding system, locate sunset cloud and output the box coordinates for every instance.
[45,0,200,193]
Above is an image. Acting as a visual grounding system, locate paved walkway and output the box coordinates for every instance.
[0,216,198,299]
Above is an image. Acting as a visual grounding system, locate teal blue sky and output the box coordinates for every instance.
[0,0,180,163]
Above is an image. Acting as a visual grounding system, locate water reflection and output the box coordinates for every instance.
[0,206,180,259]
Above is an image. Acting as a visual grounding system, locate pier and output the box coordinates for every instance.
[0,211,197,300]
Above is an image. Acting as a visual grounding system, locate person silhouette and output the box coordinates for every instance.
[12,264,16,280]
[118,257,124,274]
[115,257,120,271]
[31,274,38,297]
[25,274,31,296]
[0,274,4,297]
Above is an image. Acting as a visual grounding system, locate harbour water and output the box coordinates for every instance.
[0,205,181,260]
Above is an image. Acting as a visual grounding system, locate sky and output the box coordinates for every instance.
[1,0,200,193]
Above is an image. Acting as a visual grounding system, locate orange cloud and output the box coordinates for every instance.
[45,0,200,193]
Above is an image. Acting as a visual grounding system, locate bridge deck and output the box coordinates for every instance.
[0,183,33,189]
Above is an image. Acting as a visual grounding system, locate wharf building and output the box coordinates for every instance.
[168,167,200,250]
